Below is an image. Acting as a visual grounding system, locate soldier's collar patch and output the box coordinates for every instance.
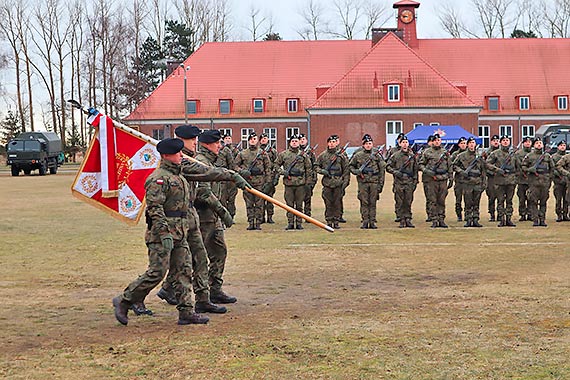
[156,179,164,185]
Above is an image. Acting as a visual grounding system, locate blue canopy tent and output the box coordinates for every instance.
[405,125,482,145]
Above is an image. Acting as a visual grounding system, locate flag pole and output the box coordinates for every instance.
[69,101,334,233]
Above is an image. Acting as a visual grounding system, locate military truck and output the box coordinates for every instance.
[535,124,570,152]
[6,132,63,176]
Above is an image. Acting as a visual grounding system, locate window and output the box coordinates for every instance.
[219,99,232,114]
[186,100,198,115]
[488,97,500,111]
[218,128,232,137]
[152,129,164,140]
[286,127,300,147]
[558,96,568,110]
[521,125,535,138]
[287,98,299,113]
[386,121,403,148]
[253,99,264,113]
[241,128,255,146]
[387,84,400,102]
[478,125,490,148]
[262,127,277,148]
[413,123,423,129]
[519,96,530,110]
[429,122,440,126]
[499,125,512,138]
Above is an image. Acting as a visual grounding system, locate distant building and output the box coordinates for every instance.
[125,0,570,150]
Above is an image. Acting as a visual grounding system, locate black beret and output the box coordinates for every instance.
[327,135,336,142]
[491,134,500,140]
[199,129,222,143]
[331,134,339,140]
[427,135,435,142]
[298,133,306,138]
[458,137,467,143]
[175,125,201,139]
[467,137,476,143]
[397,132,405,140]
[259,132,269,138]
[522,136,532,143]
[433,133,441,139]
[157,138,184,154]
[222,133,232,139]
[533,137,542,144]
[248,132,257,140]
[362,135,373,143]
[500,135,510,142]
[289,134,300,141]
[558,140,567,146]
[400,136,409,142]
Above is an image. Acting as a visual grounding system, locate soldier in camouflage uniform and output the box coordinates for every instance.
[522,138,554,226]
[260,132,278,224]
[316,135,349,229]
[514,137,533,221]
[331,135,350,223]
[418,133,451,228]
[235,132,271,230]
[551,140,569,222]
[485,135,501,221]
[556,144,570,221]
[112,138,210,326]
[274,135,313,230]
[218,133,238,221]
[386,136,418,228]
[421,135,435,222]
[486,136,518,227]
[450,137,468,221]
[299,133,317,217]
[349,134,386,229]
[453,137,486,227]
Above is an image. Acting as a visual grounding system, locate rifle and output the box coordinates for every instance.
[530,150,547,177]
[400,145,422,171]
[304,143,318,154]
[498,140,522,173]
[429,149,450,174]
[247,144,270,173]
[325,142,350,173]
[232,141,243,155]
[284,151,304,180]
[358,144,384,178]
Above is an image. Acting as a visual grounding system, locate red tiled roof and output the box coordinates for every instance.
[393,0,420,7]
[416,38,570,115]
[309,33,478,109]
[126,40,371,121]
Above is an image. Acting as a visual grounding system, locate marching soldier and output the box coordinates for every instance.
[274,135,313,230]
[486,136,518,227]
[521,137,554,227]
[418,133,451,228]
[219,133,239,220]
[453,137,485,227]
[514,136,533,221]
[556,144,570,221]
[386,136,418,228]
[550,140,568,222]
[316,135,349,229]
[299,133,317,217]
[349,134,386,229]
[259,132,278,224]
[450,137,468,221]
[235,132,271,230]
[422,135,435,222]
[485,135,501,221]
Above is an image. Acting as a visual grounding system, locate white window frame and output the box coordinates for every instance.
[387,84,400,102]
[413,122,423,129]
[519,96,530,110]
[499,125,513,138]
[253,99,264,113]
[287,99,299,113]
[521,125,535,138]
[286,127,300,148]
[386,120,403,135]
[263,127,277,148]
[478,125,490,148]
[152,129,164,140]
[218,128,232,137]
[429,122,440,126]
[219,99,231,114]
[241,128,255,146]
[558,96,568,110]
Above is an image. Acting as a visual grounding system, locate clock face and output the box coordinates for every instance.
[400,9,414,24]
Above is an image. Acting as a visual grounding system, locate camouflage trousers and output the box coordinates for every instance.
[528,183,551,221]
[454,182,467,218]
[494,183,515,218]
[393,181,416,220]
[221,182,238,218]
[423,181,432,220]
[199,221,228,294]
[322,186,343,224]
[425,180,448,222]
[243,182,265,223]
[553,181,569,217]
[486,176,498,215]
[263,184,276,220]
[517,183,530,218]
[463,184,484,221]
[357,182,379,224]
[284,185,306,225]
[303,184,315,216]
[122,240,193,311]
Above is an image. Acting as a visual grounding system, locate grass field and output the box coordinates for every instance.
[0,170,569,379]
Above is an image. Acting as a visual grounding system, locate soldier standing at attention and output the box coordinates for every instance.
[485,135,501,221]
[556,144,570,221]
[218,133,238,221]
[331,135,350,223]
[349,134,386,229]
[551,140,568,222]
[299,133,317,217]
[274,135,313,230]
[112,138,210,326]
[386,136,418,228]
[453,137,485,227]
[486,136,518,227]
[316,135,349,229]
[522,137,553,226]
[418,133,451,228]
[422,135,435,222]
[259,132,278,224]
[514,136,532,221]
[235,132,271,230]
[450,137,468,221]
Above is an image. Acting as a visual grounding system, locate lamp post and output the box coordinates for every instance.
[180,63,190,124]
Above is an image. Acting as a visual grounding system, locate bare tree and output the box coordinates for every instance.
[362,0,391,39]
[329,0,363,40]
[67,0,85,145]
[541,0,570,37]
[514,0,545,37]
[211,0,232,42]
[438,2,469,38]
[296,0,328,40]
[246,5,270,41]
[14,0,35,131]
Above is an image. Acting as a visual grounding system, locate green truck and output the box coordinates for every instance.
[6,132,63,176]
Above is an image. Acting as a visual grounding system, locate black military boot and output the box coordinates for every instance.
[532,219,540,227]
[505,216,516,227]
[369,222,378,229]
[286,223,295,230]
[246,221,255,230]
[519,214,526,221]
[556,214,563,222]
[438,219,449,228]
[195,301,227,314]
[361,222,369,229]
[489,212,496,222]
[564,214,570,221]
[295,222,304,230]
[497,216,506,227]
[211,290,237,304]
[464,219,473,227]
[178,310,209,325]
[405,218,415,228]
[431,221,439,228]
[472,219,483,227]
[333,222,340,229]
[338,217,347,223]
[539,218,548,227]
[260,217,266,224]
[255,220,262,230]
[131,301,153,316]
[267,215,275,224]
[457,213,463,222]
[112,296,130,325]
[399,220,406,228]
[157,288,178,305]
[394,217,401,222]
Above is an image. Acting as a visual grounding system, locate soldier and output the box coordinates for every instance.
[332,135,350,223]
[235,132,271,230]
[486,136,518,227]
[385,132,405,162]
[274,135,313,230]
[386,136,418,228]
[485,134,501,221]
[316,135,349,229]
[556,144,570,221]
[453,137,485,227]
[422,135,435,222]
[112,138,209,326]
[514,136,533,221]
[450,137,468,221]
[349,134,386,229]
[550,140,568,222]
[218,133,238,221]
[259,132,278,224]
[522,137,554,227]
[418,133,451,228]
[299,133,317,217]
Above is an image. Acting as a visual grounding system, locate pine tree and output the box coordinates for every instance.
[163,20,195,62]
[0,111,22,146]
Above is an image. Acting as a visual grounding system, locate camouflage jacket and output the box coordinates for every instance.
[386,148,418,185]
[551,150,567,184]
[521,148,553,185]
[349,148,386,185]
[300,146,318,186]
[235,146,271,186]
[514,147,532,185]
[450,148,467,183]
[453,149,486,185]
[418,146,451,182]
[275,147,313,186]
[217,144,235,170]
[556,154,570,179]
[144,159,190,243]
[484,146,500,177]
[261,144,279,176]
[180,148,234,202]
[486,146,519,185]
[316,148,349,188]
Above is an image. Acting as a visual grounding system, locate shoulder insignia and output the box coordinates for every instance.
[156,179,164,185]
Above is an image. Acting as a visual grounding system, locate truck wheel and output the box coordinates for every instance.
[11,166,19,177]
[24,168,31,175]
[39,162,47,176]
[49,165,57,174]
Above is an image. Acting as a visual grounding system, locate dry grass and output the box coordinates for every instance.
[0,170,569,379]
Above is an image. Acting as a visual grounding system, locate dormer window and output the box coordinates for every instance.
[219,99,232,114]
[287,98,299,113]
[387,84,401,102]
[557,96,568,110]
[487,96,500,111]
[518,96,530,110]
[252,98,265,113]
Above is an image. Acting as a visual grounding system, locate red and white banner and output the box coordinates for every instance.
[71,112,160,225]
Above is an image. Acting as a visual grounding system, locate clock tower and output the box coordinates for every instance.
[393,0,420,48]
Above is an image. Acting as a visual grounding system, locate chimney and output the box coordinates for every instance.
[371,28,404,46]
[393,0,420,49]
[453,82,468,95]
[316,84,331,99]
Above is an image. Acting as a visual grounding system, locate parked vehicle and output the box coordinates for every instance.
[535,124,570,152]
[6,132,63,176]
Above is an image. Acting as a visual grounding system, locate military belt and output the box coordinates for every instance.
[164,210,188,218]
